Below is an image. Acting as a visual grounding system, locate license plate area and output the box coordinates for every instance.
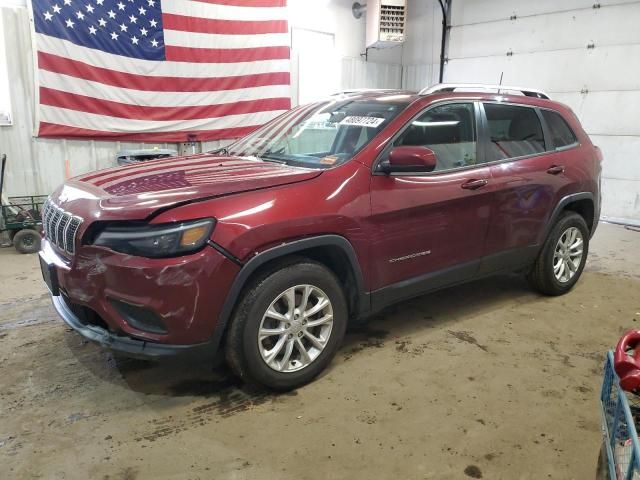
[39,253,60,296]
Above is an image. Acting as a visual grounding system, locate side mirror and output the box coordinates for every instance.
[380,146,437,174]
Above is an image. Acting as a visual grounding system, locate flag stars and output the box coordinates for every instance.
[140,27,148,36]
[150,38,158,47]
[75,11,85,20]
[149,18,157,27]
[88,25,97,34]
[52,4,61,13]
[98,17,107,26]
[120,23,128,31]
[65,18,74,28]
[43,11,53,21]
[116,1,125,11]
[147,0,155,6]
[85,4,94,13]
[63,0,71,5]
[110,31,119,40]
[131,36,139,45]
[96,0,104,4]
[107,10,116,18]
[129,15,137,24]
[138,6,146,15]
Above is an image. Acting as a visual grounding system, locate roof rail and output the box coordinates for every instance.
[419,83,550,99]
[329,88,399,97]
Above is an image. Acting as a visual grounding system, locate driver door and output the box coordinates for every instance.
[368,101,493,306]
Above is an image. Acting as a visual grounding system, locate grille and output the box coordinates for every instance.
[42,199,83,254]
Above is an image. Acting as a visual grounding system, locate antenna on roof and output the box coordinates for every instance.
[498,72,504,94]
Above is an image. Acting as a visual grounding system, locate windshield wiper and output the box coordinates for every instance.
[209,147,229,156]
[259,149,288,164]
[260,155,287,164]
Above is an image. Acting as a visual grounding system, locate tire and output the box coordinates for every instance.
[225,259,348,390]
[13,229,41,254]
[528,211,589,296]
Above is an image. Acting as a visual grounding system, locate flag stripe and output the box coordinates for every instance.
[37,34,290,79]
[39,122,259,142]
[162,13,287,34]
[40,70,291,107]
[163,30,289,50]
[162,0,286,21]
[164,45,290,63]
[40,105,286,133]
[40,86,291,121]
[39,52,290,92]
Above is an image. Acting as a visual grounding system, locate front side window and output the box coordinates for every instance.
[484,103,545,161]
[382,102,478,172]
[541,109,577,149]
[225,99,408,169]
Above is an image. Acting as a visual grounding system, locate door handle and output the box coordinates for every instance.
[461,179,488,190]
[547,165,565,175]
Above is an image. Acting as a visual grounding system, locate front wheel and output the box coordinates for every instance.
[225,260,348,390]
[13,229,41,254]
[528,211,590,296]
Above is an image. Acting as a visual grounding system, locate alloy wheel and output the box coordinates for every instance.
[258,284,334,373]
[553,226,584,283]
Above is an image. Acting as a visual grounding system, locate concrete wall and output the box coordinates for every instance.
[446,0,640,223]
[0,0,405,197]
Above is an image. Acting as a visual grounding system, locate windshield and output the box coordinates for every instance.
[224,99,408,168]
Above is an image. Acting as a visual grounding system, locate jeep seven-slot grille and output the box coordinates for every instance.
[42,199,83,254]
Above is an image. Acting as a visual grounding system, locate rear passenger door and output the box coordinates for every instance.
[479,102,575,274]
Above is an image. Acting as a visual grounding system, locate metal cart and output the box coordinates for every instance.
[599,351,640,479]
[0,155,47,254]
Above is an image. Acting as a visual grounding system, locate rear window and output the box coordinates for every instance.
[484,103,546,161]
[541,109,577,149]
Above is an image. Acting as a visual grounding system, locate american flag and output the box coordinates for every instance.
[29,0,291,141]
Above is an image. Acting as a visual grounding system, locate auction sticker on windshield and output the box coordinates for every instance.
[339,116,385,128]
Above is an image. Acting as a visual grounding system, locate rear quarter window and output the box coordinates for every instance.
[541,109,578,149]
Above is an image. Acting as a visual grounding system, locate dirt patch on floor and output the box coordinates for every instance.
[0,225,639,479]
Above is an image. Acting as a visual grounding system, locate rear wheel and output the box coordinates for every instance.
[225,260,347,390]
[13,229,41,254]
[528,211,589,295]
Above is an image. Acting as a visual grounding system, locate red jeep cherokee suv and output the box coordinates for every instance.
[40,84,602,389]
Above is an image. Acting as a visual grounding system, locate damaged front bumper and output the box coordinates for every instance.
[40,237,241,359]
[52,294,212,358]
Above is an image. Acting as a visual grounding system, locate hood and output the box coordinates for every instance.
[51,154,323,222]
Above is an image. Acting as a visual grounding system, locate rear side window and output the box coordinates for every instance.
[484,104,545,161]
[541,109,577,149]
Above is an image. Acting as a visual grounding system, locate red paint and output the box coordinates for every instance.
[387,146,437,171]
[44,90,601,349]
[615,331,640,392]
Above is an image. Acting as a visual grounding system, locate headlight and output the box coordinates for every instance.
[93,219,215,258]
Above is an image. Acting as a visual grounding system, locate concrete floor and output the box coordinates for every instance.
[0,223,639,479]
